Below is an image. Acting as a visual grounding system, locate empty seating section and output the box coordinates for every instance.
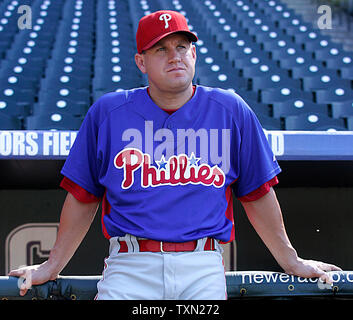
[0,0,352,130]
[1,0,64,128]
[93,0,143,101]
[29,0,95,129]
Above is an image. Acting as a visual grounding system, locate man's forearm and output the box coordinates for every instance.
[46,193,100,278]
[240,188,299,273]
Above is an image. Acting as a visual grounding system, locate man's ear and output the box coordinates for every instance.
[135,53,147,74]
[191,44,196,61]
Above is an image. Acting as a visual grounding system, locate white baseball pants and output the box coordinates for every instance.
[95,235,227,300]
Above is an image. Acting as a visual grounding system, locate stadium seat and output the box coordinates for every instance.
[267,40,309,62]
[241,61,283,78]
[32,100,88,118]
[235,55,273,74]
[39,74,90,91]
[293,30,331,49]
[272,98,329,119]
[284,112,347,131]
[0,61,44,82]
[195,48,234,69]
[203,17,240,44]
[45,63,91,80]
[26,113,83,130]
[301,74,351,92]
[315,87,353,104]
[256,114,282,130]
[1,55,44,73]
[195,61,246,87]
[340,65,353,81]
[273,8,300,30]
[253,0,290,17]
[315,51,353,75]
[260,87,313,104]
[282,20,314,38]
[0,113,22,130]
[246,100,271,117]
[219,31,259,51]
[290,63,333,80]
[325,54,353,70]
[14,29,56,49]
[46,56,92,71]
[0,87,36,107]
[251,74,301,92]
[228,88,258,105]
[35,88,91,117]
[313,45,347,63]
[259,32,294,52]
[195,37,230,64]
[92,74,143,92]
[51,43,93,62]
[245,19,279,40]
[196,71,248,91]
[0,99,32,118]
[5,45,51,63]
[225,43,268,68]
[278,52,318,71]
[0,8,19,49]
[303,35,340,55]
[0,41,9,59]
[347,117,353,130]
[214,28,254,48]
[331,101,353,119]
[226,0,260,23]
[94,54,140,73]
[0,75,38,91]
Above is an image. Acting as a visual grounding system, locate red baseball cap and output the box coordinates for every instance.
[136,10,198,54]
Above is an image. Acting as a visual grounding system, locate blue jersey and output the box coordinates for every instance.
[61,85,281,243]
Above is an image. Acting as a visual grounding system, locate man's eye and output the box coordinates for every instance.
[157,47,166,52]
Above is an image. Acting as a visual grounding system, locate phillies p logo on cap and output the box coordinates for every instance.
[159,13,172,29]
[136,10,198,54]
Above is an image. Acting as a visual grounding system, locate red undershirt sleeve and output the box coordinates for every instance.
[237,176,279,202]
[60,176,102,203]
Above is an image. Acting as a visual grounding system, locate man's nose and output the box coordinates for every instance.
[168,48,181,63]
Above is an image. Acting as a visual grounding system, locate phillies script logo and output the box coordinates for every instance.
[114,148,225,189]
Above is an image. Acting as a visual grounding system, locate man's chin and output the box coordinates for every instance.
[165,77,193,91]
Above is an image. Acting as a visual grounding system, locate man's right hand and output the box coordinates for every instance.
[8,193,100,297]
[8,261,58,296]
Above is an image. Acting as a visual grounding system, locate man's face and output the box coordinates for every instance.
[135,33,197,93]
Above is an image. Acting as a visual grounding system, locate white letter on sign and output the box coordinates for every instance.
[317,5,332,29]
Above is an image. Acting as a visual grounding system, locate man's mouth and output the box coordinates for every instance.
[167,67,186,72]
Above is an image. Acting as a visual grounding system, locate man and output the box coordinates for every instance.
[9,10,341,299]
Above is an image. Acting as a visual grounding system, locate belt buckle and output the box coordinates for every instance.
[160,241,165,253]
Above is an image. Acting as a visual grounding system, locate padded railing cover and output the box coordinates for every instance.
[1,271,353,300]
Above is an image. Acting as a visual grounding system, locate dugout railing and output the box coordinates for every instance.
[1,271,353,300]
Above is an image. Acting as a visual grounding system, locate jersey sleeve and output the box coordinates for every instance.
[60,176,102,203]
[60,101,105,198]
[237,176,278,202]
[232,97,281,199]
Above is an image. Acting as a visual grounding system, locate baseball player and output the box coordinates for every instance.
[9,10,341,299]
